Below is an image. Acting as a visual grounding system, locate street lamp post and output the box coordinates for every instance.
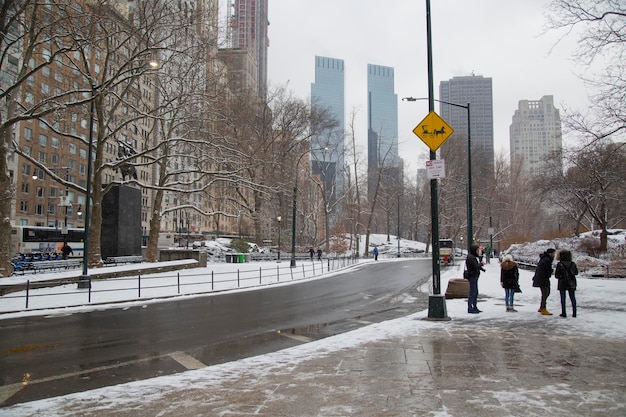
[397,193,403,258]
[78,84,95,289]
[290,147,327,268]
[401,97,472,254]
[277,216,282,262]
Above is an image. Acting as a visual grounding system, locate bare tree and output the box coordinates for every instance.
[537,141,626,251]
[546,0,626,142]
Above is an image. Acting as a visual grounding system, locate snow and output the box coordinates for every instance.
[2,233,625,415]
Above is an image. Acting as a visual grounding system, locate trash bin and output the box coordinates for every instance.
[238,253,245,263]
[225,254,233,263]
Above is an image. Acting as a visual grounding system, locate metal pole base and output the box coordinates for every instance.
[290,258,296,268]
[425,294,450,321]
[77,275,91,289]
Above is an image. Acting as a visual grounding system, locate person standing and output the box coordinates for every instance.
[372,246,379,261]
[466,244,486,314]
[317,248,322,260]
[500,254,520,312]
[532,248,556,315]
[555,249,578,318]
[309,247,315,261]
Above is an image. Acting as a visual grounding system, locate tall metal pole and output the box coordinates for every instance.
[290,185,298,267]
[466,102,473,252]
[78,84,95,289]
[426,0,447,319]
[397,193,401,258]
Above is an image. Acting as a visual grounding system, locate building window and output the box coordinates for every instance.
[38,151,47,163]
[20,201,28,212]
[24,127,32,140]
[51,137,60,148]
[21,183,29,193]
[22,164,31,176]
[51,153,58,164]
[36,186,44,198]
[69,143,77,154]
[39,134,47,147]
[36,204,44,215]
[79,149,87,159]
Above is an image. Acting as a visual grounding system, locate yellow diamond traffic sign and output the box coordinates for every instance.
[412,111,454,151]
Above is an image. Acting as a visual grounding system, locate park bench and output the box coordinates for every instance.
[28,259,82,273]
[104,255,144,266]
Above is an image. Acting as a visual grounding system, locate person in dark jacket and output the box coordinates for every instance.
[465,244,486,314]
[532,248,556,315]
[500,254,520,312]
[554,249,578,318]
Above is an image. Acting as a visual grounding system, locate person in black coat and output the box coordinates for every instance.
[554,249,578,318]
[500,254,520,312]
[465,244,486,314]
[532,248,556,315]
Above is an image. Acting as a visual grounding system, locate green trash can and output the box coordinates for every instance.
[238,253,245,263]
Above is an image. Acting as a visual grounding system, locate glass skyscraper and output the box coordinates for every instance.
[311,56,345,193]
[367,64,399,196]
[439,75,494,179]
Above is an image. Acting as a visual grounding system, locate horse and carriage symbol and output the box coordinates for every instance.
[421,124,447,138]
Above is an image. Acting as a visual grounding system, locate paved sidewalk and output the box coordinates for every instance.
[5,313,625,417]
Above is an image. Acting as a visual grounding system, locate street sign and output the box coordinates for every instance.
[426,159,446,179]
[412,111,454,151]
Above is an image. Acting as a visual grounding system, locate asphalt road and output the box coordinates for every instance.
[0,258,432,406]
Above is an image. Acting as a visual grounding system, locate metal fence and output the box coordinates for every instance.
[1,256,359,312]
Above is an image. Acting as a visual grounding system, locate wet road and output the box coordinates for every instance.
[0,258,432,406]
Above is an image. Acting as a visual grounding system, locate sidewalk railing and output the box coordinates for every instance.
[1,256,358,312]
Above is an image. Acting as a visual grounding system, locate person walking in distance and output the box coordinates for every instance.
[317,248,322,261]
[309,247,315,261]
[500,254,520,312]
[555,249,578,318]
[465,244,486,314]
[372,246,379,261]
[532,248,556,315]
[61,242,73,260]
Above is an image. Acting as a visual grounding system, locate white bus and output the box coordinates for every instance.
[11,226,84,258]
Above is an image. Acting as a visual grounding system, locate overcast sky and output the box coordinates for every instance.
[266,0,590,178]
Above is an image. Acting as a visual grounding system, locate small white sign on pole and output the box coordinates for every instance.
[426,159,446,179]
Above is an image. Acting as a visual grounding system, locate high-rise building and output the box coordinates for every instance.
[310,56,345,196]
[220,0,269,99]
[439,75,494,179]
[367,64,399,196]
[510,95,562,177]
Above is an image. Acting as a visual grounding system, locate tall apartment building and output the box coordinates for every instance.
[219,0,269,99]
[9,3,154,236]
[510,95,562,177]
[439,75,494,179]
[367,64,400,197]
[310,56,345,197]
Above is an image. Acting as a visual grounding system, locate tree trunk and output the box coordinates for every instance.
[146,188,164,262]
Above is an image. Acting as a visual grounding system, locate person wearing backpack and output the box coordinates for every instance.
[554,249,578,318]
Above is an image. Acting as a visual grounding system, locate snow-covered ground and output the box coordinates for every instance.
[2,232,625,415]
[3,255,625,416]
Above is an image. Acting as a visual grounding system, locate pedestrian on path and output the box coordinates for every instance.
[465,244,486,314]
[555,249,578,318]
[372,246,379,261]
[532,248,556,315]
[500,254,520,312]
[309,247,315,260]
[317,248,322,260]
